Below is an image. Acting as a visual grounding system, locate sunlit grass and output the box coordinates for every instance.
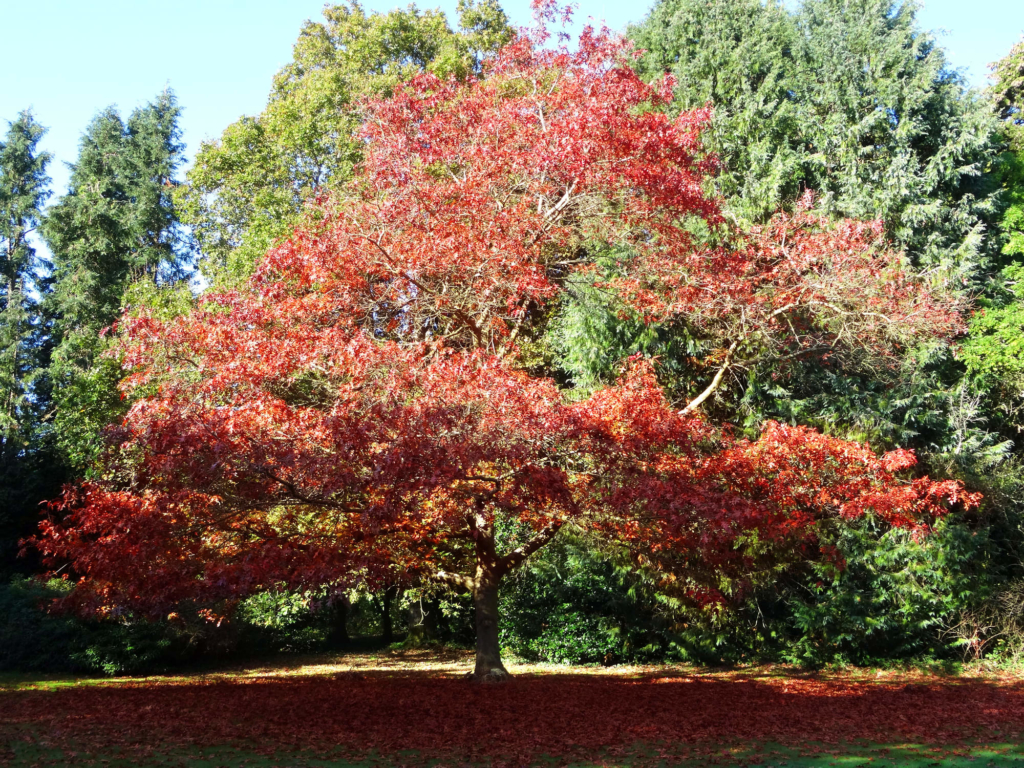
[2,647,1016,692]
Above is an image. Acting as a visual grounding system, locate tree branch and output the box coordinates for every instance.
[679,340,739,416]
[495,519,564,577]
[433,570,475,592]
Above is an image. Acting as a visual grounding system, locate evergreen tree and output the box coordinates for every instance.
[632,0,998,274]
[42,90,189,472]
[0,111,53,573]
[991,37,1024,144]
[961,39,1024,432]
[0,111,50,440]
[793,0,997,276]
[629,0,803,223]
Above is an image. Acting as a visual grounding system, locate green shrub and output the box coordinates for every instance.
[235,589,327,652]
[779,516,995,666]
[498,515,999,668]
[500,534,675,664]
[0,577,185,674]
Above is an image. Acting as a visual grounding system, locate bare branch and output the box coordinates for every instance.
[496,519,564,577]
[679,340,739,416]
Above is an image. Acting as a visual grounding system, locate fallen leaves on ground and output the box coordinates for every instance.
[3,651,1024,766]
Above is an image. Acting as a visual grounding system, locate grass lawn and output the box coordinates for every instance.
[3,649,1024,767]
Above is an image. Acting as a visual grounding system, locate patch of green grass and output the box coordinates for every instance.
[680,742,1024,767]
[0,670,97,691]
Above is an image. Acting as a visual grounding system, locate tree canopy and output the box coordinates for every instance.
[34,9,975,680]
[177,0,514,283]
[41,90,189,473]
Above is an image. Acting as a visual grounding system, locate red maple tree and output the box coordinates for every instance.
[34,4,977,680]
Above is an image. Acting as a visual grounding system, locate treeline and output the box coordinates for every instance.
[0,91,189,571]
[2,0,1024,671]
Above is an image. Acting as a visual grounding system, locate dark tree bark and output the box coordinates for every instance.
[435,510,564,681]
[380,585,398,643]
[328,595,349,646]
[472,575,507,681]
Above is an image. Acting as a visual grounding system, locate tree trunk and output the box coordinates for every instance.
[381,585,397,643]
[406,598,440,646]
[473,576,508,681]
[328,596,349,646]
[456,510,561,681]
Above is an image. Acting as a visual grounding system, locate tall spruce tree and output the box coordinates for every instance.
[42,90,189,473]
[0,111,52,573]
[0,112,50,441]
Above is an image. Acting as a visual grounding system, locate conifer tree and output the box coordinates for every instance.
[0,111,52,572]
[961,39,1024,431]
[629,0,803,223]
[0,112,50,440]
[793,0,996,275]
[42,91,189,472]
[632,0,997,274]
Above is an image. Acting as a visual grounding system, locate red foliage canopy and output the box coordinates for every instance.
[32,5,976,672]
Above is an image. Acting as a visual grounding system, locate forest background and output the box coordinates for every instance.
[3,0,1024,674]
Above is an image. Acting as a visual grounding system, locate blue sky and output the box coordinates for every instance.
[1,0,1022,198]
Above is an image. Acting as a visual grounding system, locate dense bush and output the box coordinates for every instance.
[0,578,183,674]
[499,534,677,665]
[498,517,1002,668]
[0,577,436,675]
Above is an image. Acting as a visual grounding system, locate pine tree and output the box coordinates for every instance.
[0,111,52,573]
[42,90,189,472]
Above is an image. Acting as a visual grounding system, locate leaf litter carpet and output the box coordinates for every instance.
[3,650,1024,766]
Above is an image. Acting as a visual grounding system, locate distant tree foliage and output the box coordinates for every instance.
[41,90,190,472]
[631,0,998,277]
[0,111,53,574]
[177,0,514,283]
